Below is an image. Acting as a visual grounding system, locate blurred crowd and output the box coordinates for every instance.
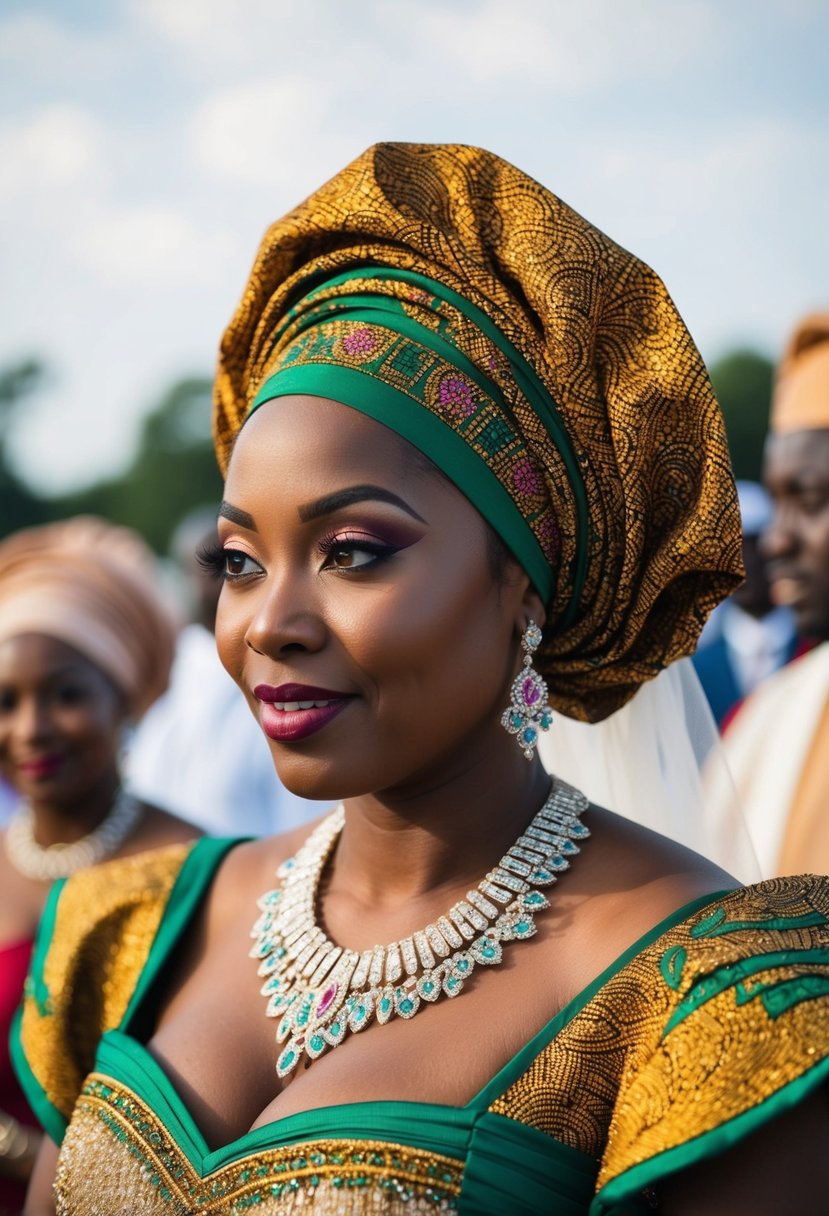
[0,308,827,1207]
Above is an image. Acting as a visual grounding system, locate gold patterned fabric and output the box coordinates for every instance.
[490,875,829,1205]
[14,845,192,1137]
[214,143,742,722]
[12,844,829,1213]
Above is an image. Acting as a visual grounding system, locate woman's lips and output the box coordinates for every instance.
[254,683,354,743]
[17,754,65,780]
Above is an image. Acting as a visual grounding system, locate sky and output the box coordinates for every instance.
[1,0,827,494]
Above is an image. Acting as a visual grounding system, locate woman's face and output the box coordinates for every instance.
[216,396,540,801]
[0,633,125,807]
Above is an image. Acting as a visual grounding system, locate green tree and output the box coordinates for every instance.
[709,350,775,483]
[53,377,223,552]
[0,358,49,538]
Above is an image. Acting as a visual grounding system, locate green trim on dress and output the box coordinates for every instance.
[8,878,68,1144]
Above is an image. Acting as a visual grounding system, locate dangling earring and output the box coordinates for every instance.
[501,620,553,760]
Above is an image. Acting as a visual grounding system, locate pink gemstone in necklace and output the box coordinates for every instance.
[316,982,339,1017]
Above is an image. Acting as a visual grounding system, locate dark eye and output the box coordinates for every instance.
[0,688,17,714]
[224,549,264,580]
[54,684,87,707]
[319,534,397,573]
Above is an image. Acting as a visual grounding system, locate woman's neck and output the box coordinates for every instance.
[26,768,122,847]
[335,734,552,908]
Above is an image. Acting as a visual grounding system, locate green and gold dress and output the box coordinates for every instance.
[12,838,829,1214]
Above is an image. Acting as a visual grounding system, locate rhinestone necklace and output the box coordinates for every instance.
[4,788,142,882]
[250,778,589,1079]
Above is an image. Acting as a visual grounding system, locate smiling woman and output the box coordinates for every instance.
[13,144,829,1216]
[0,516,199,1214]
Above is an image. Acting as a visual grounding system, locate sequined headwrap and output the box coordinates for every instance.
[214,143,742,722]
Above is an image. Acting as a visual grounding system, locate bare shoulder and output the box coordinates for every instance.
[196,813,332,933]
[125,802,203,850]
[558,803,738,964]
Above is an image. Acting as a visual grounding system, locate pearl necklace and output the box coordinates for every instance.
[250,778,589,1079]
[4,788,142,881]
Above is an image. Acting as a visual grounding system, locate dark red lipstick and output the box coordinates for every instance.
[254,683,354,743]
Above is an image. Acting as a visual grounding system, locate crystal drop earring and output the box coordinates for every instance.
[500,620,553,760]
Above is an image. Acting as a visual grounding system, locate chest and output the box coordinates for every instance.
[145,901,586,1150]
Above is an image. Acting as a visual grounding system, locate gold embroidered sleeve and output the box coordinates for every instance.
[594,876,829,1212]
[11,844,191,1144]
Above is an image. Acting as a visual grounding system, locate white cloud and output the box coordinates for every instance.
[0,105,109,202]
[190,76,367,189]
[379,0,714,91]
[68,203,241,288]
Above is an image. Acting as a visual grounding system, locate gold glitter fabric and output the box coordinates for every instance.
[214,143,743,722]
[489,875,829,1208]
[15,845,192,1136]
[55,1083,462,1215]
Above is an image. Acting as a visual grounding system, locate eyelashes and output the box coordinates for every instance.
[196,533,401,582]
[196,540,227,579]
[316,530,399,572]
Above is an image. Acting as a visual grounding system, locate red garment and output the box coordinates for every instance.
[1,938,36,1215]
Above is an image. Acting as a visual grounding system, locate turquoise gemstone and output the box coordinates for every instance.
[482,945,496,959]
[330,1021,342,1035]
[515,921,530,934]
[310,1034,324,1052]
[422,981,434,994]
[380,997,392,1014]
[353,1005,366,1023]
[509,712,523,729]
[281,1050,295,1069]
[399,998,414,1015]
[521,726,538,745]
[446,977,459,992]
[456,958,471,973]
[525,892,544,906]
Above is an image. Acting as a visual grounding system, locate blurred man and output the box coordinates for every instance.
[127,506,325,835]
[719,315,829,875]
[693,480,798,727]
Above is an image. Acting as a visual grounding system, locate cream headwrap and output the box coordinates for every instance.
[0,517,176,719]
[772,313,829,434]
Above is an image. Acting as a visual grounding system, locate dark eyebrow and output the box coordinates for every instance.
[297,485,427,524]
[219,501,256,529]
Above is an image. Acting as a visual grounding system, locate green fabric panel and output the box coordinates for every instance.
[8,877,69,1145]
[470,887,735,1110]
[120,836,248,1037]
[460,1111,598,1215]
[590,1053,829,1216]
[252,362,554,601]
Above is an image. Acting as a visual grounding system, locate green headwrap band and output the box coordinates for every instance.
[250,268,587,612]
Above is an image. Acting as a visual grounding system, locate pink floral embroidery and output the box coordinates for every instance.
[342,327,377,357]
[439,376,475,417]
[537,513,561,563]
[512,457,544,497]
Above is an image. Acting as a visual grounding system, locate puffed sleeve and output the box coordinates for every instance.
[592,876,829,1214]
[9,844,193,1145]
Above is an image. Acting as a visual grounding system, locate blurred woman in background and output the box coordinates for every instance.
[0,516,197,1213]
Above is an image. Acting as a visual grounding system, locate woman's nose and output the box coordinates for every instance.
[244,580,327,659]
[11,695,52,746]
